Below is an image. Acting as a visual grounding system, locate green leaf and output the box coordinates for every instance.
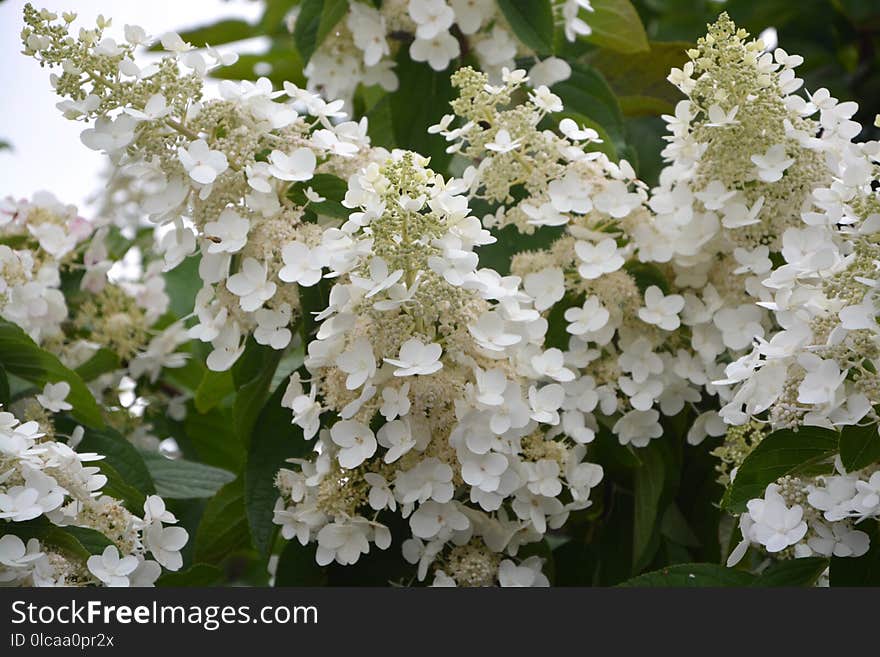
[293,0,347,64]
[232,341,283,442]
[245,382,310,558]
[62,526,116,556]
[293,0,323,63]
[496,0,555,55]
[751,557,828,587]
[829,520,880,586]
[286,173,350,219]
[275,541,327,585]
[163,255,202,319]
[660,503,701,548]
[141,451,236,499]
[552,63,627,158]
[75,349,120,382]
[4,518,113,558]
[0,365,9,405]
[259,0,300,34]
[54,418,154,511]
[838,423,880,472]
[584,0,650,54]
[618,563,756,587]
[194,478,251,564]
[194,369,235,413]
[722,427,839,513]
[364,94,396,147]
[317,0,349,46]
[633,440,667,570]
[390,50,455,172]
[156,563,224,587]
[623,261,670,294]
[589,40,690,116]
[184,404,245,472]
[0,319,103,427]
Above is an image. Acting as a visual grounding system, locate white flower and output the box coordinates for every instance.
[745,484,807,552]
[797,353,847,405]
[384,339,443,377]
[279,241,324,287]
[204,208,249,254]
[593,180,642,218]
[347,3,389,66]
[750,144,795,182]
[722,196,764,228]
[558,117,599,142]
[267,147,316,182]
[365,473,396,511]
[562,0,594,42]
[225,257,276,312]
[316,521,370,566]
[395,458,454,505]
[336,338,377,390]
[125,93,171,121]
[461,452,508,492]
[638,286,685,331]
[380,383,411,421]
[143,495,177,525]
[87,545,138,587]
[523,267,565,311]
[528,57,572,88]
[254,304,292,350]
[351,257,404,298]
[449,0,493,34]
[27,222,77,259]
[468,312,522,352]
[531,349,575,383]
[177,139,228,185]
[853,471,880,516]
[409,0,455,39]
[143,522,188,571]
[35,381,72,413]
[498,557,550,587]
[807,521,870,558]
[409,500,469,539]
[377,419,416,464]
[0,535,43,573]
[564,296,609,336]
[524,460,562,498]
[330,420,377,469]
[529,384,565,424]
[206,322,244,371]
[529,86,563,113]
[613,409,663,447]
[80,115,138,154]
[410,33,461,71]
[713,304,764,350]
[486,129,521,153]
[575,238,623,279]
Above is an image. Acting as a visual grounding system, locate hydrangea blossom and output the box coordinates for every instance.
[0,402,185,587]
[272,151,604,586]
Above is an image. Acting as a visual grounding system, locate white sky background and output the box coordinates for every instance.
[0,0,266,211]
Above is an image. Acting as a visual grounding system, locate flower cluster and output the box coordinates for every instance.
[432,66,714,448]
[22,5,378,372]
[272,151,604,586]
[293,0,591,106]
[0,398,186,587]
[648,15,880,567]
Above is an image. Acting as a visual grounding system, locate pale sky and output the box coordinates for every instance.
[0,0,266,211]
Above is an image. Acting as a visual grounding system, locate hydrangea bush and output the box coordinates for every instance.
[2,1,879,587]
